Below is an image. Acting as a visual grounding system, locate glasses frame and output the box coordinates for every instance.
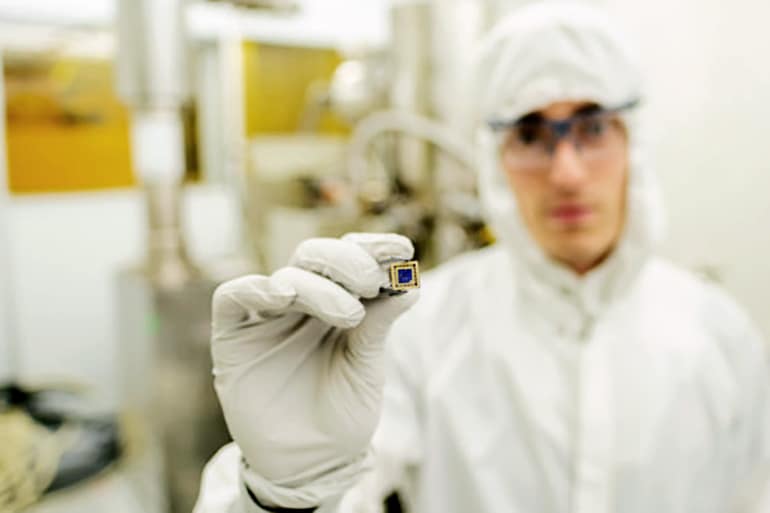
[487,98,640,155]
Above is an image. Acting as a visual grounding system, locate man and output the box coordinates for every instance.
[194,3,770,512]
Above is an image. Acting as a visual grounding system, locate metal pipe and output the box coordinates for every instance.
[114,4,229,513]
[347,109,475,196]
[389,1,432,191]
[116,0,197,289]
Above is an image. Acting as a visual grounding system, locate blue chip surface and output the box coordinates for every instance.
[398,268,414,284]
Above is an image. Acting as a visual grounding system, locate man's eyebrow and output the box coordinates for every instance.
[575,103,602,115]
[518,112,544,124]
[517,103,602,124]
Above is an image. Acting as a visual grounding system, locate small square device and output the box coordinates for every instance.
[388,261,420,291]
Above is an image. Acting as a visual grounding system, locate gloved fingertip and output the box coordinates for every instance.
[342,232,415,262]
[337,302,367,329]
[268,275,298,306]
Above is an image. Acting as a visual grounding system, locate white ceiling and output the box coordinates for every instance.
[0,0,391,49]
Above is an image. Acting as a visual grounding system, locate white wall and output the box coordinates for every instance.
[4,186,241,409]
[601,0,770,336]
[7,191,140,400]
[0,51,12,381]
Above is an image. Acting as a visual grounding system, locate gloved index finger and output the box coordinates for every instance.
[272,266,365,329]
[289,238,386,298]
[212,275,296,331]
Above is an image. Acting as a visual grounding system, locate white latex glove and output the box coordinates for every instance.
[210,233,419,510]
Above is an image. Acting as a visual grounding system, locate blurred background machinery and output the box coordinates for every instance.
[202,0,494,273]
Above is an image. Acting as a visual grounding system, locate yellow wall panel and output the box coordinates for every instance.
[4,56,134,193]
[243,43,348,136]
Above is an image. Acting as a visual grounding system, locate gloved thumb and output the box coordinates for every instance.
[344,290,419,365]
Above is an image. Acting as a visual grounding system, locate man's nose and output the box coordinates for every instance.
[548,139,587,189]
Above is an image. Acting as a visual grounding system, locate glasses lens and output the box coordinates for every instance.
[501,121,553,171]
[573,113,623,160]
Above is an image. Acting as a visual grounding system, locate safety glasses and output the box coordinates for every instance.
[487,99,639,172]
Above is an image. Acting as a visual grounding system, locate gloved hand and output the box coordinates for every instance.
[210,233,419,510]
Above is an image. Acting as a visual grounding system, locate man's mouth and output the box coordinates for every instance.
[549,204,593,224]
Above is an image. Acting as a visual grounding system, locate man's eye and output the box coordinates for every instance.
[515,124,541,145]
[581,117,608,137]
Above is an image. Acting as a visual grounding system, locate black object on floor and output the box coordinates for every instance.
[0,383,121,495]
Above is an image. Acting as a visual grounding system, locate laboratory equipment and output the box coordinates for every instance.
[114,1,233,512]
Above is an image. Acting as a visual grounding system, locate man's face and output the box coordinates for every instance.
[500,101,629,274]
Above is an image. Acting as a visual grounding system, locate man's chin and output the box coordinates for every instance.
[547,238,613,274]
